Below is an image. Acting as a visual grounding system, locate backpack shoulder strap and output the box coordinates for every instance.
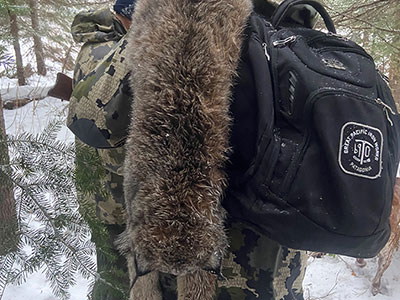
[272,0,336,33]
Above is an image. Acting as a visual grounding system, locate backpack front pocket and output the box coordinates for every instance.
[282,89,394,237]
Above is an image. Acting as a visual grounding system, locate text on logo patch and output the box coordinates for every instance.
[338,122,383,179]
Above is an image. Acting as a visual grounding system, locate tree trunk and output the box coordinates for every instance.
[389,8,400,108]
[0,93,19,256]
[61,44,74,74]
[28,0,47,76]
[8,2,26,86]
[390,55,400,109]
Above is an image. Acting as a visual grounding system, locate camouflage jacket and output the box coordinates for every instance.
[70,8,129,225]
[68,7,132,154]
[72,7,126,85]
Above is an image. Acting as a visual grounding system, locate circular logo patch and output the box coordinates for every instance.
[338,122,383,179]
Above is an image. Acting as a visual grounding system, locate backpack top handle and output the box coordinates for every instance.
[272,0,336,33]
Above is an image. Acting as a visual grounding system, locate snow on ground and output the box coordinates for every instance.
[1,79,400,299]
[2,96,71,141]
[1,75,71,142]
[304,251,400,300]
[2,270,90,300]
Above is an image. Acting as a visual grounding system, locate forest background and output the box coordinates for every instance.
[1,0,398,102]
[0,0,399,299]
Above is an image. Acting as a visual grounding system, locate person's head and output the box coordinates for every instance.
[114,0,136,29]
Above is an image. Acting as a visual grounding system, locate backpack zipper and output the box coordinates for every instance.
[308,32,349,46]
[316,46,373,60]
[378,70,390,84]
[262,42,270,61]
[272,36,297,47]
[326,31,349,41]
[375,98,396,126]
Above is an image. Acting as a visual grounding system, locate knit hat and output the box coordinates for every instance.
[114,0,137,20]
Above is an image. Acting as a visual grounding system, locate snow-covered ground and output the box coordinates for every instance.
[1,79,400,300]
[2,270,90,300]
[304,252,400,300]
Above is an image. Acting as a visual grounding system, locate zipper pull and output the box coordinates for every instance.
[262,42,270,61]
[377,70,390,84]
[272,36,297,47]
[327,32,349,41]
[376,98,396,126]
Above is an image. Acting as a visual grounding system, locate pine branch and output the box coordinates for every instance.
[0,119,128,299]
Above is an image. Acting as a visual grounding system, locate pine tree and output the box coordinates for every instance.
[27,0,46,76]
[0,0,114,78]
[323,0,400,104]
[5,0,26,85]
[388,6,400,108]
[0,89,19,258]
[0,119,128,299]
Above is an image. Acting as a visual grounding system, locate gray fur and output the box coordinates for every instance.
[120,0,252,298]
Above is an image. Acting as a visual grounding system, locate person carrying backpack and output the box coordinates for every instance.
[116,0,399,299]
[63,0,398,299]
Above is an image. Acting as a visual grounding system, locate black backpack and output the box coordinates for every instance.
[225,0,400,258]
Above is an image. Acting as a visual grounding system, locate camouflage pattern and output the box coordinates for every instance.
[71,7,127,86]
[70,4,307,300]
[154,220,306,300]
[74,139,125,226]
[217,220,306,300]
[69,7,132,150]
[71,11,129,298]
[71,8,128,224]
[93,144,126,224]
[92,146,126,224]
[91,224,130,300]
[94,169,125,224]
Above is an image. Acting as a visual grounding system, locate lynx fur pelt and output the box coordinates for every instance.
[118,0,253,299]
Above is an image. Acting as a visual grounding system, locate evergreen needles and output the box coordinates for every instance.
[0,119,126,300]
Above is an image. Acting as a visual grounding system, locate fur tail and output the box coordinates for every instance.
[121,1,252,297]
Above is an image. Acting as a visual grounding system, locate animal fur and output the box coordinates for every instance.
[355,179,400,296]
[119,0,252,299]
[371,178,400,295]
